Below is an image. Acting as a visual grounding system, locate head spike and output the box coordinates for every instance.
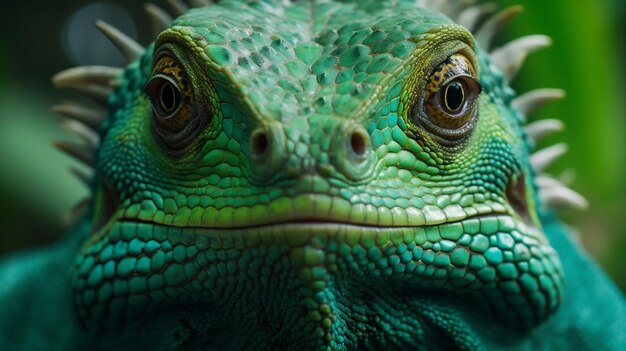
[490,35,551,82]
[474,5,523,51]
[144,3,172,38]
[189,0,211,8]
[512,89,565,120]
[537,176,588,210]
[525,119,564,143]
[55,84,111,105]
[94,20,145,63]
[69,166,93,187]
[456,3,497,32]
[59,119,100,148]
[166,0,189,17]
[52,103,106,130]
[531,143,567,172]
[54,141,96,167]
[52,66,121,89]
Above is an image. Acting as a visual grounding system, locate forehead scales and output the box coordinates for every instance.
[167,0,455,123]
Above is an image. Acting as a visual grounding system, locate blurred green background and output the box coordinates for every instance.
[0,0,624,291]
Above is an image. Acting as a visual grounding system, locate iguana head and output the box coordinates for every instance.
[55,0,583,349]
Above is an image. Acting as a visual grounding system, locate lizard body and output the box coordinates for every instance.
[0,0,624,350]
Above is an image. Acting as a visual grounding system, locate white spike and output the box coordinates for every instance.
[531,143,567,172]
[52,66,121,88]
[69,166,93,187]
[144,3,172,38]
[490,35,551,82]
[456,3,497,31]
[54,141,95,167]
[535,174,563,188]
[52,103,105,130]
[525,119,564,143]
[95,20,145,63]
[512,89,565,121]
[61,85,111,105]
[474,5,524,50]
[538,179,588,210]
[166,0,189,16]
[52,68,112,104]
[60,119,100,148]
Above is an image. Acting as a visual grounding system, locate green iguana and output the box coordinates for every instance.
[0,0,624,350]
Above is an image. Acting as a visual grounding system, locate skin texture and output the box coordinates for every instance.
[0,1,624,350]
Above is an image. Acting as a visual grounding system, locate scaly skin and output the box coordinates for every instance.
[0,1,624,350]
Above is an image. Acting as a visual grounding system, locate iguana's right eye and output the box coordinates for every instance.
[147,75,183,119]
[146,53,194,132]
[145,52,210,152]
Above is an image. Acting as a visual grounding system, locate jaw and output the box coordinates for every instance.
[70,212,563,348]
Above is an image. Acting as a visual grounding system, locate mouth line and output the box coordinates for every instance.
[117,212,511,232]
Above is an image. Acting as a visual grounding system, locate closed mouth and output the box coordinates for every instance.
[116,212,510,232]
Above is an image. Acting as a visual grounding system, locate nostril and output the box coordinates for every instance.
[350,131,367,157]
[248,123,287,181]
[331,124,374,181]
[250,130,269,158]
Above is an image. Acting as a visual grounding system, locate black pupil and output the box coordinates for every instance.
[160,82,178,113]
[444,81,464,112]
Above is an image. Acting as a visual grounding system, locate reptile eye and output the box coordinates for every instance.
[414,53,482,143]
[426,75,481,130]
[147,76,183,119]
[442,80,464,113]
[145,52,210,152]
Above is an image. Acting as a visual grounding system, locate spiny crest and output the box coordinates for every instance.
[423,0,586,211]
[52,0,586,222]
[51,0,212,224]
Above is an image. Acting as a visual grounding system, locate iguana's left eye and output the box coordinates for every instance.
[415,53,482,143]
